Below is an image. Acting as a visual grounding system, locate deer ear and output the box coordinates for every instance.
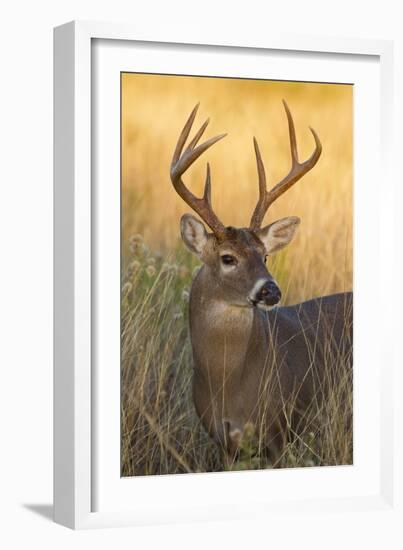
[257,216,300,254]
[180,214,209,257]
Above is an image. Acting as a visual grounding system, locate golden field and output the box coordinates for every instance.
[122,73,352,303]
[121,74,353,476]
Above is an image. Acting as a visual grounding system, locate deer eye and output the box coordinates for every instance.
[221,254,237,266]
[264,255,268,263]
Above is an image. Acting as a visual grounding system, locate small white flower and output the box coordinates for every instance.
[127,260,141,276]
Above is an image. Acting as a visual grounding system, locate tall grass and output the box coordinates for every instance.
[121,237,221,475]
[121,236,352,476]
[121,75,353,475]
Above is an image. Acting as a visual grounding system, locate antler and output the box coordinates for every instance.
[170,104,227,236]
[249,100,322,231]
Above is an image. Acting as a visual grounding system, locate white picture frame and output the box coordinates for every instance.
[54,20,400,532]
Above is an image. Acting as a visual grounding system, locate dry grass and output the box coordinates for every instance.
[121,239,352,475]
[121,74,353,476]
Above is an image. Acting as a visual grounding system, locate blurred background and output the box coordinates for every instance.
[121,73,352,303]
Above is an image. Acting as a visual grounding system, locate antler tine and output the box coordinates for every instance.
[170,105,227,236]
[186,117,210,152]
[203,162,212,203]
[172,103,199,165]
[283,99,299,163]
[253,137,267,209]
[250,100,322,231]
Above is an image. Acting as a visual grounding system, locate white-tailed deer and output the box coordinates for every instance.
[170,102,353,467]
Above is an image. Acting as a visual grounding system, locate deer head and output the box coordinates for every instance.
[170,102,322,310]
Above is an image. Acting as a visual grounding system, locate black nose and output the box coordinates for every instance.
[256,280,281,306]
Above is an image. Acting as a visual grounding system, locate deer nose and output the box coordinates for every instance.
[256,280,281,306]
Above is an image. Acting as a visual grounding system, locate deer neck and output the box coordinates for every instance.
[189,265,272,434]
[189,266,258,380]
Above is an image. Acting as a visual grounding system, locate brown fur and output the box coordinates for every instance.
[185,225,352,466]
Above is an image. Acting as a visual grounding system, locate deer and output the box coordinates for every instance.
[170,102,353,468]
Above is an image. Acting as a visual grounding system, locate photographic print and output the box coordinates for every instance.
[120,73,353,476]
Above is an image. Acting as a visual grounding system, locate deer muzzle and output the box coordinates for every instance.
[249,279,282,309]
